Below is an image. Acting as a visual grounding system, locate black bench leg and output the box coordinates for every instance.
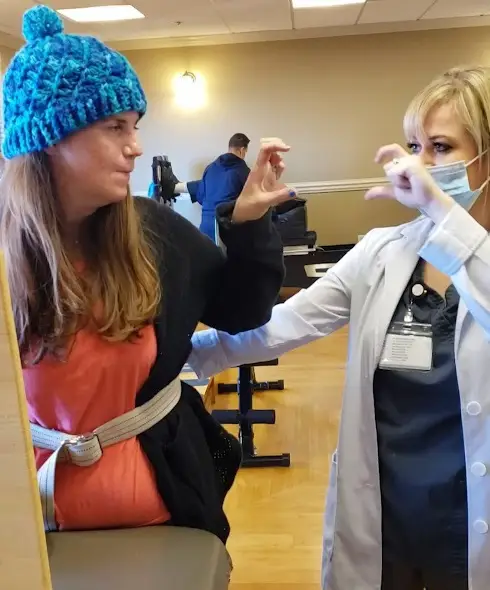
[212,365,291,468]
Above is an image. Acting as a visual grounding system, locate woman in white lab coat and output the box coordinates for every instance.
[189,66,490,590]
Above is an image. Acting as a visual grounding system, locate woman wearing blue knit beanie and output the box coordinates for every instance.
[0,5,294,541]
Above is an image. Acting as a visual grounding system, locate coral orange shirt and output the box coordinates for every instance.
[23,324,171,530]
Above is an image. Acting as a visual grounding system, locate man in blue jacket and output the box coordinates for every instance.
[188,133,251,242]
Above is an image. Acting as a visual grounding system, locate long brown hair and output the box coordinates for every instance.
[0,152,161,364]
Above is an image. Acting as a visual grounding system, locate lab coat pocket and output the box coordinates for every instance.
[323,450,338,567]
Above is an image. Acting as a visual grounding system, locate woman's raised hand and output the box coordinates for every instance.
[232,139,296,224]
[365,143,454,221]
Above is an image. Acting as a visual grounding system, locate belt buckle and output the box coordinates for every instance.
[67,432,97,446]
[64,432,102,465]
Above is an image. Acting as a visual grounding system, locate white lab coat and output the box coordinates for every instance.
[189,203,490,590]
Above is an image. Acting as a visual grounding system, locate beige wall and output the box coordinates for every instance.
[124,26,490,244]
[0,45,14,72]
[0,45,15,166]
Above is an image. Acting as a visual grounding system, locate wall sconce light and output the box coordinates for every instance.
[182,70,196,83]
[173,70,206,111]
[175,71,196,93]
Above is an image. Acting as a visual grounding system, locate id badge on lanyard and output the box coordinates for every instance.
[379,284,433,372]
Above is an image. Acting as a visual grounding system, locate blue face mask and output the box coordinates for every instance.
[427,152,489,211]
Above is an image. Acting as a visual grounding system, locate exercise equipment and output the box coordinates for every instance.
[149,155,180,204]
[0,249,230,590]
[0,251,51,589]
[271,195,353,289]
[212,360,291,468]
[283,244,353,289]
[212,204,289,468]
[217,364,284,395]
[272,197,317,248]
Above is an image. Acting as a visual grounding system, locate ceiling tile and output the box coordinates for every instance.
[130,0,215,20]
[44,0,134,36]
[89,17,229,42]
[213,0,292,33]
[81,0,229,39]
[359,0,434,24]
[47,0,123,8]
[4,0,490,47]
[293,5,364,29]
[422,0,490,20]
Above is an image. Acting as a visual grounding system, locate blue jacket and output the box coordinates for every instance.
[192,153,250,242]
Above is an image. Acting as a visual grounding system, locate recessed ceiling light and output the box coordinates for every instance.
[58,5,145,23]
[292,0,365,8]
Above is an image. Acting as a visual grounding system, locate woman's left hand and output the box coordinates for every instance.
[365,143,454,221]
[232,139,296,224]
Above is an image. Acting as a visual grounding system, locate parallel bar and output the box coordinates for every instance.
[0,251,53,590]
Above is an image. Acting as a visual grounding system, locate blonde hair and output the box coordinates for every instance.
[0,152,161,364]
[404,66,490,156]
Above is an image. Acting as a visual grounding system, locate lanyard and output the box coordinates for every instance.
[403,282,427,324]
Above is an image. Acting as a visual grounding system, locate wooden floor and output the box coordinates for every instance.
[213,327,348,590]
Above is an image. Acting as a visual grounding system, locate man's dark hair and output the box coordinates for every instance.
[228,133,250,150]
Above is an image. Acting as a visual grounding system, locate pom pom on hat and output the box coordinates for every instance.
[23,5,64,44]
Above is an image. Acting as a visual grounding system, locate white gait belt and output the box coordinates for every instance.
[30,377,181,532]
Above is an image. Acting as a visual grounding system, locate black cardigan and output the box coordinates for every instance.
[133,197,284,543]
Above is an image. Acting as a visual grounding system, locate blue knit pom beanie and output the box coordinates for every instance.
[2,5,147,160]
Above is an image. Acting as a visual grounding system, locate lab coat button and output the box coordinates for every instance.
[474,520,489,534]
[471,462,487,477]
[467,402,482,416]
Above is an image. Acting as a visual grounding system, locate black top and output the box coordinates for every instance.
[133,197,285,543]
[373,259,467,576]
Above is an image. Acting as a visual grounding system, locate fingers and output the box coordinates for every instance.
[365,186,396,201]
[269,151,286,171]
[275,160,286,180]
[384,161,412,190]
[255,140,291,168]
[260,137,284,145]
[374,143,409,165]
[385,154,434,189]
